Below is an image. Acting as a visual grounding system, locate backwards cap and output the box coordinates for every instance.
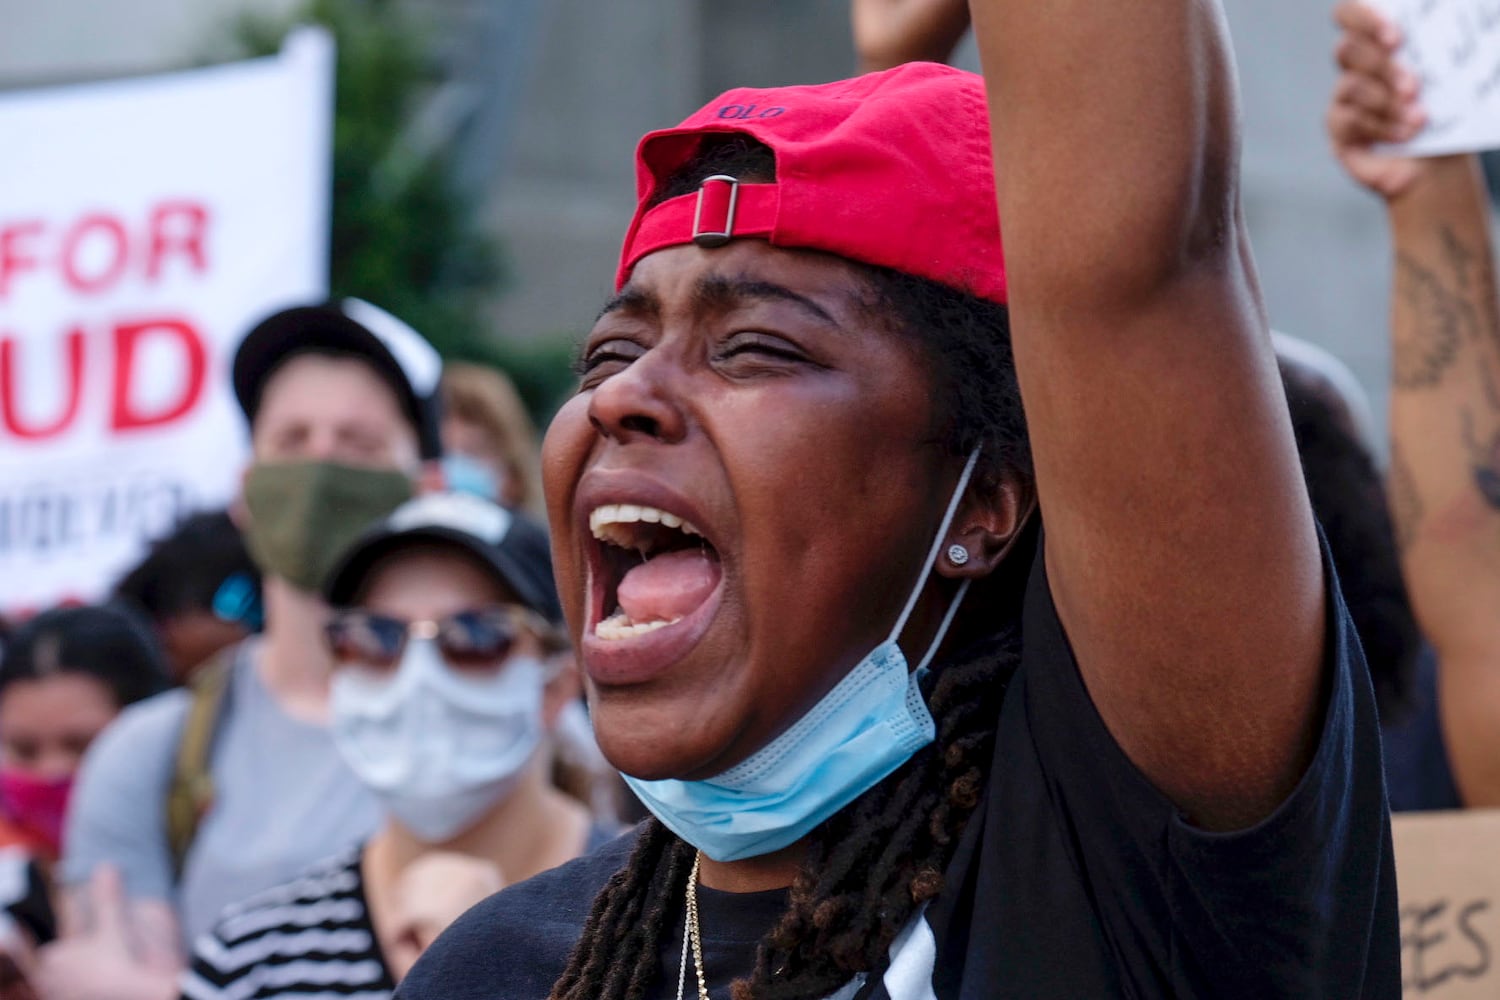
[324,492,563,626]
[233,298,444,459]
[618,62,1006,304]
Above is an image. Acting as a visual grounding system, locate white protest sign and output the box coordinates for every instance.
[0,29,333,614]
[1367,0,1500,155]
[1394,810,1500,997]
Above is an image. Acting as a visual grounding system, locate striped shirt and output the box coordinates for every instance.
[180,846,395,1000]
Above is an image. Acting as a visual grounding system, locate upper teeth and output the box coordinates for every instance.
[589,504,701,541]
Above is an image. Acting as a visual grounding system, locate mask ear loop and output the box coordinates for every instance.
[914,579,972,675]
[887,448,982,673]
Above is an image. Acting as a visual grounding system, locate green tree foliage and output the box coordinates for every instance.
[229,0,578,422]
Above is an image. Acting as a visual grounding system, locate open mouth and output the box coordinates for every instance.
[588,503,724,642]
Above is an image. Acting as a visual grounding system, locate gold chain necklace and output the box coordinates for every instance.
[675,851,710,1000]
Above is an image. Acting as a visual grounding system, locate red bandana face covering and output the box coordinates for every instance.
[0,769,74,856]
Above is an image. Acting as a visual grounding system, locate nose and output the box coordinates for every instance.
[305,426,340,462]
[587,351,688,445]
[34,749,79,782]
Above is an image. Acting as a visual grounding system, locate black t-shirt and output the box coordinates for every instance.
[1381,644,1462,812]
[398,538,1400,999]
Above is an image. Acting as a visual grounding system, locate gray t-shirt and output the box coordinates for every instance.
[61,640,381,947]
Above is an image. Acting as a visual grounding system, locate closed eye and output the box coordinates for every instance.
[713,332,817,369]
[270,425,309,453]
[575,338,646,388]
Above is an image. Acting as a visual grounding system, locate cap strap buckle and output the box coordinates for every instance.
[692,175,739,248]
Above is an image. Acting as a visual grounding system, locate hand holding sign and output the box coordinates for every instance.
[1330,2,1440,196]
[1365,0,1500,155]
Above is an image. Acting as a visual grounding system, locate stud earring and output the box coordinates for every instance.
[947,544,970,567]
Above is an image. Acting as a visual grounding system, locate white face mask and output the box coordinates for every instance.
[330,638,548,842]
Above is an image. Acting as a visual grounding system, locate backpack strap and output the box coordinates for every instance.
[165,649,236,880]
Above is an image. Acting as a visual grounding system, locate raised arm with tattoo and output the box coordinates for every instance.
[1329,0,1500,806]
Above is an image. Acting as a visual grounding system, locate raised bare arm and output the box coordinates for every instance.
[969,0,1325,829]
[852,0,971,72]
[1327,1,1500,806]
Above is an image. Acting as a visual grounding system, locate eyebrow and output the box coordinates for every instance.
[693,274,840,327]
[596,273,844,329]
[595,288,659,322]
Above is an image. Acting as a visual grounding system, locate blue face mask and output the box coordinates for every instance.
[622,449,982,862]
[441,452,501,501]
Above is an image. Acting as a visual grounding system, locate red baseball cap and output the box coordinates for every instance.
[617,62,1006,304]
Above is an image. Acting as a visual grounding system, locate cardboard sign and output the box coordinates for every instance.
[1394,810,1500,996]
[0,29,333,613]
[1368,0,1500,156]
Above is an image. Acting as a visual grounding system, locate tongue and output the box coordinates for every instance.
[617,549,720,623]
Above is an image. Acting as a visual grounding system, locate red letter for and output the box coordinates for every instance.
[0,329,86,440]
[61,214,129,294]
[146,201,210,282]
[110,318,208,433]
[0,221,44,299]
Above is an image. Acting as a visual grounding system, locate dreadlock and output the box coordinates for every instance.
[549,820,697,1000]
[548,133,1033,1000]
[547,622,1024,1000]
[735,625,1022,999]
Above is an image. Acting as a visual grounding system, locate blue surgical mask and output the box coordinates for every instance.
[622,449,982,862]
[441,452,501,502]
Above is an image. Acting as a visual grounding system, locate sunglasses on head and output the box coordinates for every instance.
[323,605,559,674]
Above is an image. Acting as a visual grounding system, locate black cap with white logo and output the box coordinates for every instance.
[323,492,562,625]
[232,298,444,459]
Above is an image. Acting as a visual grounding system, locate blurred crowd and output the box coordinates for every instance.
[0,289,640,998]
[0,1,1495,998]
[0,286,635,998]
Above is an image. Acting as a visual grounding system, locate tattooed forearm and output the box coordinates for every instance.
[1440,222,1500,359]
[1440,224,1477,291]
[1388,443,1423,553]
[1480,357,1500,415]
[1393,251,1470,389]
[1461,408,1500,511]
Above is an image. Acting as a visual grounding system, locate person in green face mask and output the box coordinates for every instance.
[41,300,443,1000]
